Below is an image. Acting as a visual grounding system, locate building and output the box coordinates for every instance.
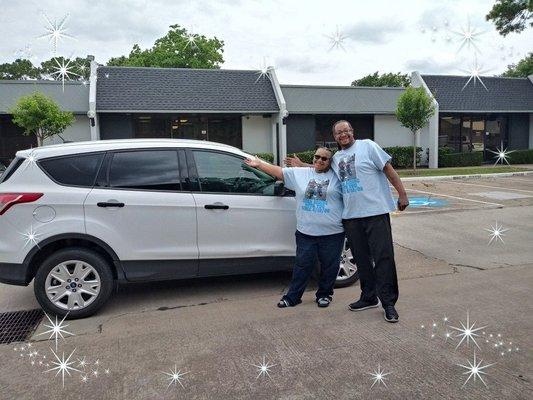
[1,61,532,169]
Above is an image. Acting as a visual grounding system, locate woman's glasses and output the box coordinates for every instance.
[313,154,330,162]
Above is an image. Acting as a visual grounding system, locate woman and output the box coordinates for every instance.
[245,147,344,308]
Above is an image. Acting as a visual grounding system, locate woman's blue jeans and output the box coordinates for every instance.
[283,230,345,305]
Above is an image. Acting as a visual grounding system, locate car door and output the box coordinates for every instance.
[84,148,198,281]
[186,148,296,277]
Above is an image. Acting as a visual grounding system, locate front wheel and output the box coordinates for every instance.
[334,239,359,288]
[34,248,114,319]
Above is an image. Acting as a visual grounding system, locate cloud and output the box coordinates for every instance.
[274,55,333,74]
[344,21,404,44]
[404,55,459,74]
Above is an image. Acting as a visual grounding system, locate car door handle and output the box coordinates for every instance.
[204,203,229,210]
[97,202,125,208]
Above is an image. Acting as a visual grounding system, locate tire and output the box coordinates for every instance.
[334,238,359,288]
[34,247,114,319]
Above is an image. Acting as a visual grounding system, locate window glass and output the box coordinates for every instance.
[192,151,276,195]
[109,150,181,191]
[39,154,104,187]
[439,116,461,152]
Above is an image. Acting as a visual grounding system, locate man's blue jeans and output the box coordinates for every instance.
[283,230,345,305]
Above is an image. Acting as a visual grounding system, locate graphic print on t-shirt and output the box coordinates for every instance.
[338,154,363,193]
[302,178,330,213]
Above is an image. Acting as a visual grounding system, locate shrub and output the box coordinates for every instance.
[506,149,533,164]
[253,152,274,163]
[439,151,483,167]
[383,146,422,168]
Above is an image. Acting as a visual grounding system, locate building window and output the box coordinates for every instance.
[439,116,461,152]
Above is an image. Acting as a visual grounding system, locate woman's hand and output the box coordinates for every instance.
[244,157,261,168]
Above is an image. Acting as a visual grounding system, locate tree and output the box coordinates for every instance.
[0,59,41,79]
[486,0,533,36]
[395,87,435,170]
[352,72,410,87]
[107,24,224,69]
[10,92,74,146]
[501,52,533,77]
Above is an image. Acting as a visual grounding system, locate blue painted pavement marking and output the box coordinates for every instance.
[405,196,448,208]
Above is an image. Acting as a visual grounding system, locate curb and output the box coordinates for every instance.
[401,170,533,182]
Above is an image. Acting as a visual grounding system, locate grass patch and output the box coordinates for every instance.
[397,165,532,177]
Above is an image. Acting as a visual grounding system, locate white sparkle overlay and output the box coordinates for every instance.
[451,16,486,55]
[368,364,391,388]
[37,313,73,351]
[19,225,42,249]
[457,350,495,388]
[325,25,348,51]
[255,58,272,84]
[252,355,276,379]
[450,311,487,350]
[485,221,509,245]
[162,365,190,389]
[44,347,81,388]
[487,142,515,166]
[460,57,491,91]
[50,57,80,92]
[38,13,75,53]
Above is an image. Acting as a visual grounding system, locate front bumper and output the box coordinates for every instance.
[0,262,32,286]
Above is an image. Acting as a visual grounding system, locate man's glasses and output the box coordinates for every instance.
[313,155,330,162]
[334,129,353,136]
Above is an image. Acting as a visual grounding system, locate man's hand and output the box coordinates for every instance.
[284,154,304,167]
[397,194,409,211]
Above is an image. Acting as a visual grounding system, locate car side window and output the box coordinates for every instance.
[192,150,276,195]
[39,153,104,187]
[109,150,181,191]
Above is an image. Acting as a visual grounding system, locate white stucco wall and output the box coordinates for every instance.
[242,115,272,154]
[43,114,91,145]
[374,114,429,165]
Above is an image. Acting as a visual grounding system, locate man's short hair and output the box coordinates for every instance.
[332,120,353,134]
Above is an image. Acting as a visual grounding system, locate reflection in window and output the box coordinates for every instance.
[192,151,276,195]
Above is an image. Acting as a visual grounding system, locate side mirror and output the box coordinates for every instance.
[274,181,286,196]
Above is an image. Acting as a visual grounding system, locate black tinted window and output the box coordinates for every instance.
[40,154,104,187]
[0,157,24,183]
[192,151,276,195]
[109,150,181,191]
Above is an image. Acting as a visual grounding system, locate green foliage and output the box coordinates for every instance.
[254,152,274,163]
[0,56,92,81]
[438,151,483,167]
[0,59,41,79]
[290,149,339,164]
[501,52,533,77]
[506,149,533,164]
[396,87,435,133]
[383,146,422,168]
[107,25,224,69]
[10,92,74,146]
[352,71,410,87]
[486,0,533,36]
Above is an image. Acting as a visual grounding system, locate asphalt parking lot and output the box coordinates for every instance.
[0,174,532,399]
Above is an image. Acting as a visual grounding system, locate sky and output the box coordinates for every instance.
[0,0,532,85]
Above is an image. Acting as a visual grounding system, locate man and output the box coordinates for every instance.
[285,120,409,322]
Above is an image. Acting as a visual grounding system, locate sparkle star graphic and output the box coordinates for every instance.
[255,58,272,83]
[369,364,391,388]
[485,221,509,245]
[460,57,490,91]
[450,311,486,349]
[325,25,348,51]
[252,355,276,379]
[45,348,81,388]
[50,58,80,92]
[487,142,515,166]
[457,350,495,388]
[38,13,75,53]
[162,365,189,389]
[37,313,73,351]
[451,16,486,54]
[20,225,42,249]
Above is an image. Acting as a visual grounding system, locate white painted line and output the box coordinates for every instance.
[439,179,533,194]
[405,188,505,207]
[401,170,533,181]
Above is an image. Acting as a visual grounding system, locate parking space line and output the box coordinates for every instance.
[439,180,533,194]
[404,188,505,207]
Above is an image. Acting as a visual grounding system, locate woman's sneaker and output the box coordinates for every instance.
[316,296,332,308]
[383,305,399,323]
[348,298,380,311]
[277,298,302,308]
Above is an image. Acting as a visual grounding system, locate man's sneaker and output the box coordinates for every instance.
[316,296,332,308]
[383,305,399,323]
[348,298,380,312]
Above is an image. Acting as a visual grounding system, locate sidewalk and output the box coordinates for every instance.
[1,264,531,399]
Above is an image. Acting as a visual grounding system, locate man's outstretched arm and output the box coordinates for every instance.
[284,154,313,167]
[383,162,409,211]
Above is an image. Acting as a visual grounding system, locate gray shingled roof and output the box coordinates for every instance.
[0,80,89,114]
[281,85,404,114]
[421,75,533,112]
[96,66,279,113]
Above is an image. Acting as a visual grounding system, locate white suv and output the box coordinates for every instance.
[0,139,358,318]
